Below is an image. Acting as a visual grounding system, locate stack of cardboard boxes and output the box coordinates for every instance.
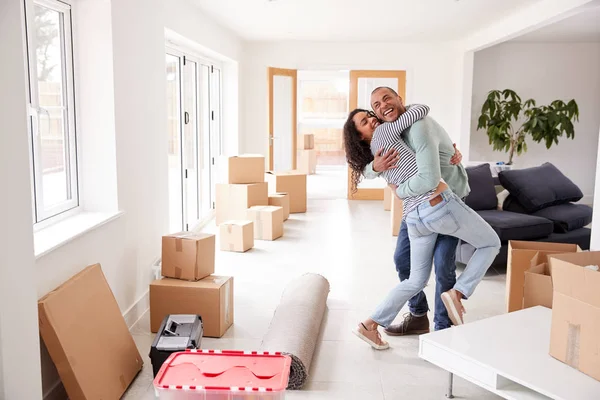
[150,233,234,338]
[506,240,600,382]
[297,134,317,175]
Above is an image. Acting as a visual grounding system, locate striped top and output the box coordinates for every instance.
[370,105,437,217]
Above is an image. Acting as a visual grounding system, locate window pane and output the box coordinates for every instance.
[299,80,348,119]
[35,5,71,208]
[166,54,183,232]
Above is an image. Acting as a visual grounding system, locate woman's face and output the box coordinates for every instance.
[352,111,380,142]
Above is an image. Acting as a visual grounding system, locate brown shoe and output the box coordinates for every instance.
[384,313,430,336]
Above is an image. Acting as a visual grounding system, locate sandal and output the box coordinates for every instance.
[441,290,465,326]
[352,323,389,350]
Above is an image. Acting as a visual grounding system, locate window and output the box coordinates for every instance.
[24,0,79,224]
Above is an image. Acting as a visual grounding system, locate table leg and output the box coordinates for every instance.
[446,372,454,399]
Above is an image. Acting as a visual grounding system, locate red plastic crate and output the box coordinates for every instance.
[153,349,292,400]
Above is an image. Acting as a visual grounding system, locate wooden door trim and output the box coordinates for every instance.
[268,67,297,171]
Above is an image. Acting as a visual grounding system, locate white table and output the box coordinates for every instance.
[419,306,600,400]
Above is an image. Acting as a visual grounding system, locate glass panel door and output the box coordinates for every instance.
[183,59,200,229]
[166,53,183,232]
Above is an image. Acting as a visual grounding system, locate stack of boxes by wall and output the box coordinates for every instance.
[297,133,317,175]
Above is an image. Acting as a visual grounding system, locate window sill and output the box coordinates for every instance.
[34,211,124,259]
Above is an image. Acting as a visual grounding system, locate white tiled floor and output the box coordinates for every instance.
[123,166,505,399]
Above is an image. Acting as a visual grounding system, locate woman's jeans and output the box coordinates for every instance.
[371,189,500,327]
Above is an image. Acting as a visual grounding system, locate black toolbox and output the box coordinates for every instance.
[149,314,203,377]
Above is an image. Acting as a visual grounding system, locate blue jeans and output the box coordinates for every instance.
[372,189,500,328]
[394,221,458,331]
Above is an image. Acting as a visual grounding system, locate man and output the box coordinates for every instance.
[363,87,469,334]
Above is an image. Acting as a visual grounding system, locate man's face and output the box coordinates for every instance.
[371,88,406,122]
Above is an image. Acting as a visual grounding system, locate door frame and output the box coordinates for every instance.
[347,70,406,200]
[268,67,298,171]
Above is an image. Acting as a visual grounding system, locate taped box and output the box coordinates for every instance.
[298,133,314,150]
[297,149,317,175]
[265,171,307,213]
[150,275,234,338]
[548,251,600,382]
[220,154,265,184]
[215,182,268,225]
[247,206,284,241]
[391,195,403,236]
[269,192,290,221]
[219,220,254,252]
[523,252,553,309]
[162,232,215,281]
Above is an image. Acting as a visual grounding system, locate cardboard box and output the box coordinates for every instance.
[265,171,307,213]
[162,232,215,281]
[506,241,581,313]
[269,193,290,221]
[220,221,254,252]
[247,206,284,241]
[150,276,234,338]
[548,252,600,381]
[221,154,265,184]
[383,186,392,211]
[297,149,317,175]
[523,253,553,309]
[38,264,143,400]
[298,134,314,150]
[216,182,269,225]
[391,195,403,236]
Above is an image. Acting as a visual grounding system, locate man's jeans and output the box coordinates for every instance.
[394,221,458,331]
[372,189,500,328]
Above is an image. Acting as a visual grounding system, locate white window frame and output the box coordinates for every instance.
[24,0,79,225]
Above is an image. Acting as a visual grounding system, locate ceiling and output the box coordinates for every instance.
[193,0,542,42]
[512,6,600,42]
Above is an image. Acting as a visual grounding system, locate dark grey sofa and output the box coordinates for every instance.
[455,162,592,268]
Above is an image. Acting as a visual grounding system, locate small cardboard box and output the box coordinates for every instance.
[523,253,553,309]
[220,221,254,252]
[247,206,284,241]
[216,182,268,225]
[298,134,314,150]
[391,195,403,236]
[38,264,143,400]
[221,154,265,184]
[297,149,317,175]
[383,186,392,211]
[150,276,234,338]
[162,232,215,281]
[506,241,581,313]
[269,193,290,221]
[548,252,600,382]
[265,171,307,213]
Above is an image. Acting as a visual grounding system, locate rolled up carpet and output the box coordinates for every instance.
[260,273,330,389]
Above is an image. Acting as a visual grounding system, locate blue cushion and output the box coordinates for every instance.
[498,163,583,213]
[465,164,497,211]
[477,210,554,241]
[532,203,592,233]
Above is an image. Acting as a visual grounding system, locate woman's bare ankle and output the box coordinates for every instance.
[362,319,379,331]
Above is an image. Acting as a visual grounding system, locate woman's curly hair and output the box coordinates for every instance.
[344,109,376,193]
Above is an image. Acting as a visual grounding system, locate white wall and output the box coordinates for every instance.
[242,41,463,156]
[0,0,43,398]
[469,42,600,201]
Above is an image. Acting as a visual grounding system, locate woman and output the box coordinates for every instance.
[344,107,500,350]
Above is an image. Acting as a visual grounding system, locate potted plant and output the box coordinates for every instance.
[477,89,579,165]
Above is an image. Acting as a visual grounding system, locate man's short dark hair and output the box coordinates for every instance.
[372,86,398,96]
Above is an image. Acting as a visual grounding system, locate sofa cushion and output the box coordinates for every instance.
[498,163,583,213]
[502,195,529,214]
[465,164,498,211]
[476,210,554,242]
[531,203,593,233]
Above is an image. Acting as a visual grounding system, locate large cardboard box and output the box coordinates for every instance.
[150,276,234,338]
[391,195,403,236]
[506,241,581,313]
[247,206,284,241]
[383,186,392,211]
[162,232,215,281]
[221,154,265,184]
[220,221,254,252]
[269,193,290,221]
[265,171,307,213]
[523,253,553,309]
[297,149,317,175]
[216,182,268,225]
[548,252,600,381]
[298,134,314,150]
[38,264,143,400]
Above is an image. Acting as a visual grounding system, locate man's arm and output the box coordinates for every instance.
[376,104,429,141]
[396,127,442,198]
[363,162,380,179]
